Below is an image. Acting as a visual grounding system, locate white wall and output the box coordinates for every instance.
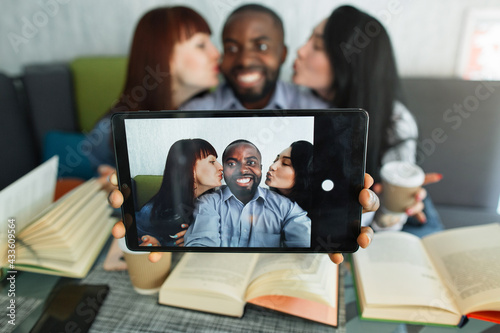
[2,0,500,78]
[124,116,314,178]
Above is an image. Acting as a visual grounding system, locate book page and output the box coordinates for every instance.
[17,178,99,240]
[245,254,338,326]
[13,215,115,278]
[248,253,325,282]
[353,232,460,317]
[16,203,111,261]
[0,156,58,259]
[422,223,500,314]
[247,254,335,301]
[163,253,258,301]
[19,188,107,250]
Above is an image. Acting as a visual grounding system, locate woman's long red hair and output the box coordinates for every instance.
[113,6,211,112]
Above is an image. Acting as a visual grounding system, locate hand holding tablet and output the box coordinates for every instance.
[111,109,370,254]
[109,173,377,263]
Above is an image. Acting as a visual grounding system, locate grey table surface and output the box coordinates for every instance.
[1,244,344,333]
[1,240,499,333]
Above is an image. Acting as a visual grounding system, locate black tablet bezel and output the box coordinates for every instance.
[112,109,368,253]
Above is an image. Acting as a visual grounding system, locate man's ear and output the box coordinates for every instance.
[280,45,288,64]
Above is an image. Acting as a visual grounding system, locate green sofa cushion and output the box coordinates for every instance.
[70,57,127,132]
[133,175,163,208]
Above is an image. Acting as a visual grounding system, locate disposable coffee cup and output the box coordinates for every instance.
[118,238,171,295]
[380,161,425,213]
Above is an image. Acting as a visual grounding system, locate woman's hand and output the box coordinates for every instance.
[372,173,442,223]
[404,173,442,223]
[328,173,377,264]
[171,224,189,247]
[140,235,160,247]
[108,172,164,263]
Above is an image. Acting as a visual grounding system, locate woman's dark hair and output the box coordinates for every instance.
[323,5,407,181]
[149,139,217,222]
[271,141,313,211]
[112,6,211,113]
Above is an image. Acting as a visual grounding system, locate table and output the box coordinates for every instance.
[1,243,345,333]
[2,243,499,333]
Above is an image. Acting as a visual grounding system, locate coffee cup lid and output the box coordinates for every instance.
[380,161,425,188]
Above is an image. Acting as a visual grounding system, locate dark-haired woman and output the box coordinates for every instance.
[292,5,442,236]
[137,139,223,247]
[265,141,313,213]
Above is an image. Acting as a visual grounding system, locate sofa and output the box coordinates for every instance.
[401,78,500,228]
[133,175,163,208]
[1,57,127,189]
[2,57,499,228]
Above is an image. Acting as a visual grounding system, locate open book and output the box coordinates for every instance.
[351,223,500,327]
[159,253,339,326]
[1,157,116,278]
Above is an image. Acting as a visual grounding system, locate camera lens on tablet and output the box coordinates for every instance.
[321,179,334,192]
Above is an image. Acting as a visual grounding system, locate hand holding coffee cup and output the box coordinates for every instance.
[406,172,443,223]
[374,161,425,229]
[380,161,425,212]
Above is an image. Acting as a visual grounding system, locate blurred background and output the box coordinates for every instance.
[2,0,500,222]
[2,0,500,79]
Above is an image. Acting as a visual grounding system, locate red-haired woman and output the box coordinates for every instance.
[89,6,219,174]
[90,7,220,251]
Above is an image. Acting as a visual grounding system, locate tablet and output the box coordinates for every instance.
[112,109,368,253]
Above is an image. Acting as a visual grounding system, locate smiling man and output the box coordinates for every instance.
[219,6,285,109]
[223,140,262,204]
[184,140,311,247]
[181,4,327,110]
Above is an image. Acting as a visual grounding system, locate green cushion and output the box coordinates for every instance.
[70,57,127,132]
[133,175,163,208]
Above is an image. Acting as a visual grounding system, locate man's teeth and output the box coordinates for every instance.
[237,178,251,184]
[238,73,261,83]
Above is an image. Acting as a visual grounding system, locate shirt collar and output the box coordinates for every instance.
[268,81,288,110]
[219,84,245,110]
[221,185,267,203]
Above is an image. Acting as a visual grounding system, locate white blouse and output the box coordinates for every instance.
[363,101,419,230]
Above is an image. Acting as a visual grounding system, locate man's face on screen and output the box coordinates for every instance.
[223,143,262,203]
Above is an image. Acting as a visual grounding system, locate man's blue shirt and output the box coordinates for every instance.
[184,186,311,247]
[181,81,328,110]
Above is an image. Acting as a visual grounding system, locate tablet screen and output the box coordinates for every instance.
[112,109,367,253]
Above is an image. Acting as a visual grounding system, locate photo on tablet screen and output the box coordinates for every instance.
[112,110,367,253]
